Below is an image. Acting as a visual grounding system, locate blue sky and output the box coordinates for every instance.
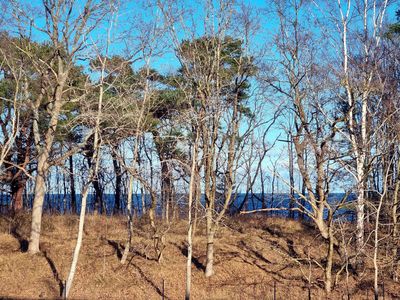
[9,0,400,194]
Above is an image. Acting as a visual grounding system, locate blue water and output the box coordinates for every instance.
[0,192,356,221]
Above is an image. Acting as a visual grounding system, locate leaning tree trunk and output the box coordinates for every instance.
[65,180,91,298]
[28,71,66,254]
[65,48,105,296]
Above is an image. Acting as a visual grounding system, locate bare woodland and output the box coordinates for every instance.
[0,0,400,299]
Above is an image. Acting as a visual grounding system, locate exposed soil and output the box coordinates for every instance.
[0,213,398,299]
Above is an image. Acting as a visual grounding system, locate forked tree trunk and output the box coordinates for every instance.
[28,66,67,254]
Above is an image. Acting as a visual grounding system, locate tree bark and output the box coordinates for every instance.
[11,179,25,212]
[112,154,122,214]
[28,60,67,254]
[325,217,334,294]
[28,158,47,254]
[65,181,90,298]
[185,132,198,299]
[160,160,172,222]
[288,135,295,219]
[69,155,77,214]
[356,159,366,254]
[205,227,215,277]
[121,175,134,264]
[392,158,400,281]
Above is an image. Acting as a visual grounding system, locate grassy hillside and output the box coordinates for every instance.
[0,214,398,299]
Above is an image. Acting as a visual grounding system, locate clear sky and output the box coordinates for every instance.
[10,0,400,194]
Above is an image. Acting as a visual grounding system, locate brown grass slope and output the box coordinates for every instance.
[0,214,398,299]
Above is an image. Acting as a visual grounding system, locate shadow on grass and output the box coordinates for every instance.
[107,240,123,259]
[107,239,157,262]
[42,251,64,297]
[129,262,169,299]
[173,242,205,272]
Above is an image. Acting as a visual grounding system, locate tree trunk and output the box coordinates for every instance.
[160,160,171,223]
[185,215,193,300]
[325,224,334,294]
[288,137,295,219]
[8,128,31,214]
[112,155,122,214]
[69,155,77,214]
[29,68,66,254]
[85,149,103,214]
[374,193,385,300]
[28,157,47,254]
[205,189,215,277]
[192,175,200,236]
[92,167,103,214]
[185,133,197,300]
[271,170,276,214]
[261,171,266,209]
[65,180,90,298]
[141,187,146,215]
[11,179,25,212]
[205,227,215,277]
[121,175,134,264]
[148,189,164,263]
[392,156,400,281]
[356,160,366,255]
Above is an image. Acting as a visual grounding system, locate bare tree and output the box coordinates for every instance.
[159,0,259,277]
[65,2,119,296]
[330,0,390,255]
[6,0,110,254]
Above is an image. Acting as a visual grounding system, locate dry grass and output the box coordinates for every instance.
[0,213,398,299]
